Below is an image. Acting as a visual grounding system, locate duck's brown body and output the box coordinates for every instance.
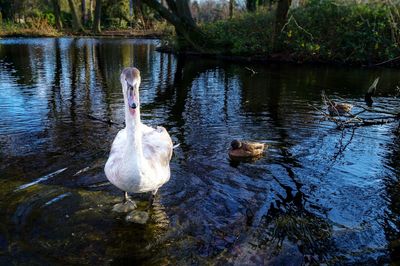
[229,140,266,159]
[327,102,353,116]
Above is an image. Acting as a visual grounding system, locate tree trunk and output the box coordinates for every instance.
[82,0,87,25]
[92,0,102,34]
[272,0,292,51]
[173,0,195,26]
[88,0,93,23]
[52,0,63,30]
[143,0,211,52]
[229,0,234,19]
[67,0,85,32]
[246,0,257,12]
[133,0,146,29]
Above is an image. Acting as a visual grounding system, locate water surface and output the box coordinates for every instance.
[0,38,399,265]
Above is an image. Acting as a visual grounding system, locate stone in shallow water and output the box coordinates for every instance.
[125,210,149,224]
[112,201,137,213]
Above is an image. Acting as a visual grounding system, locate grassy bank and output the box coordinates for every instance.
[0,19,60,37]
[201,0,400,66]
[0,19,172,38]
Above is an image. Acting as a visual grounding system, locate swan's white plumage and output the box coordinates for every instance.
[104,67,173,195]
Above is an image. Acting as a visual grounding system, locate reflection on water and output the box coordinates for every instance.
[0,38,399,264]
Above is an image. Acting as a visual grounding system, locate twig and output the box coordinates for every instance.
[343,118,398,128]
[333,127,355,160]
[308,103,341,124]
[368,55,400,67]
[245,67,257,75]
[281,15,314,40]
[353,104,399,116]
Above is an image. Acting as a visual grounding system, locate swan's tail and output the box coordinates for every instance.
[173,143,180,149]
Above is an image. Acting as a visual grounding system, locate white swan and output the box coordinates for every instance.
[105,67,173,212]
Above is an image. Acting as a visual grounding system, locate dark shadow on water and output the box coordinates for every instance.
[383,126,400,264]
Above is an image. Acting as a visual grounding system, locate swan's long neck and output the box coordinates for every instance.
[121,67,143,160]
[125,107,143,159]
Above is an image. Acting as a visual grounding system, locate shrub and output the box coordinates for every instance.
[282,0,400,64]
[199,0,400,64]
[202,9,275,55]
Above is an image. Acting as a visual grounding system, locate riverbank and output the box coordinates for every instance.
[0,28,167,38]
[158,46,400,68]
[164,1,400,67]
[2,0,399,67]
[0,18,170,38]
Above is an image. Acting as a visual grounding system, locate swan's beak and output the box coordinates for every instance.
[127,84,138,112]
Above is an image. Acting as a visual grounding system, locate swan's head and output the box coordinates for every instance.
[121,67,141,116]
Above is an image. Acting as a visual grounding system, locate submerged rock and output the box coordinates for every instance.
[112,201,137,213]
[125,211,149,224]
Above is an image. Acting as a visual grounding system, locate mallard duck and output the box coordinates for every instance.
[104,67,173,215]
[228,140,266,160]
[327,101,353,116]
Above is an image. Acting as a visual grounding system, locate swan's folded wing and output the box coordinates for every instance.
[141,124,155,134]
[142,126,173,165]
[109,129,126,155]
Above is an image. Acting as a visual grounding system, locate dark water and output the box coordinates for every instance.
[0,38,399,265]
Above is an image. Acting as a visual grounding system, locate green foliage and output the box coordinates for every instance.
[102,0,130,27]
[282,0,400,64]
[201,0,400,64]
[43,12,56,26]
[0,0,13,20]
[202,10,275,55]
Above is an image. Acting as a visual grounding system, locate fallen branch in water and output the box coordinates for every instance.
[245,67,257,75]
[367,55,400,67]
[339,117,398,128]
[316,90,399,130]
[333,127,355,161]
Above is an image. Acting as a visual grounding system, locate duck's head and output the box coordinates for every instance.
[121,67,141,116]
[231,140,242,150]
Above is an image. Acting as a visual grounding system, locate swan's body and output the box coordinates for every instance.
[105,125,172,193]
[105,67,173,204]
